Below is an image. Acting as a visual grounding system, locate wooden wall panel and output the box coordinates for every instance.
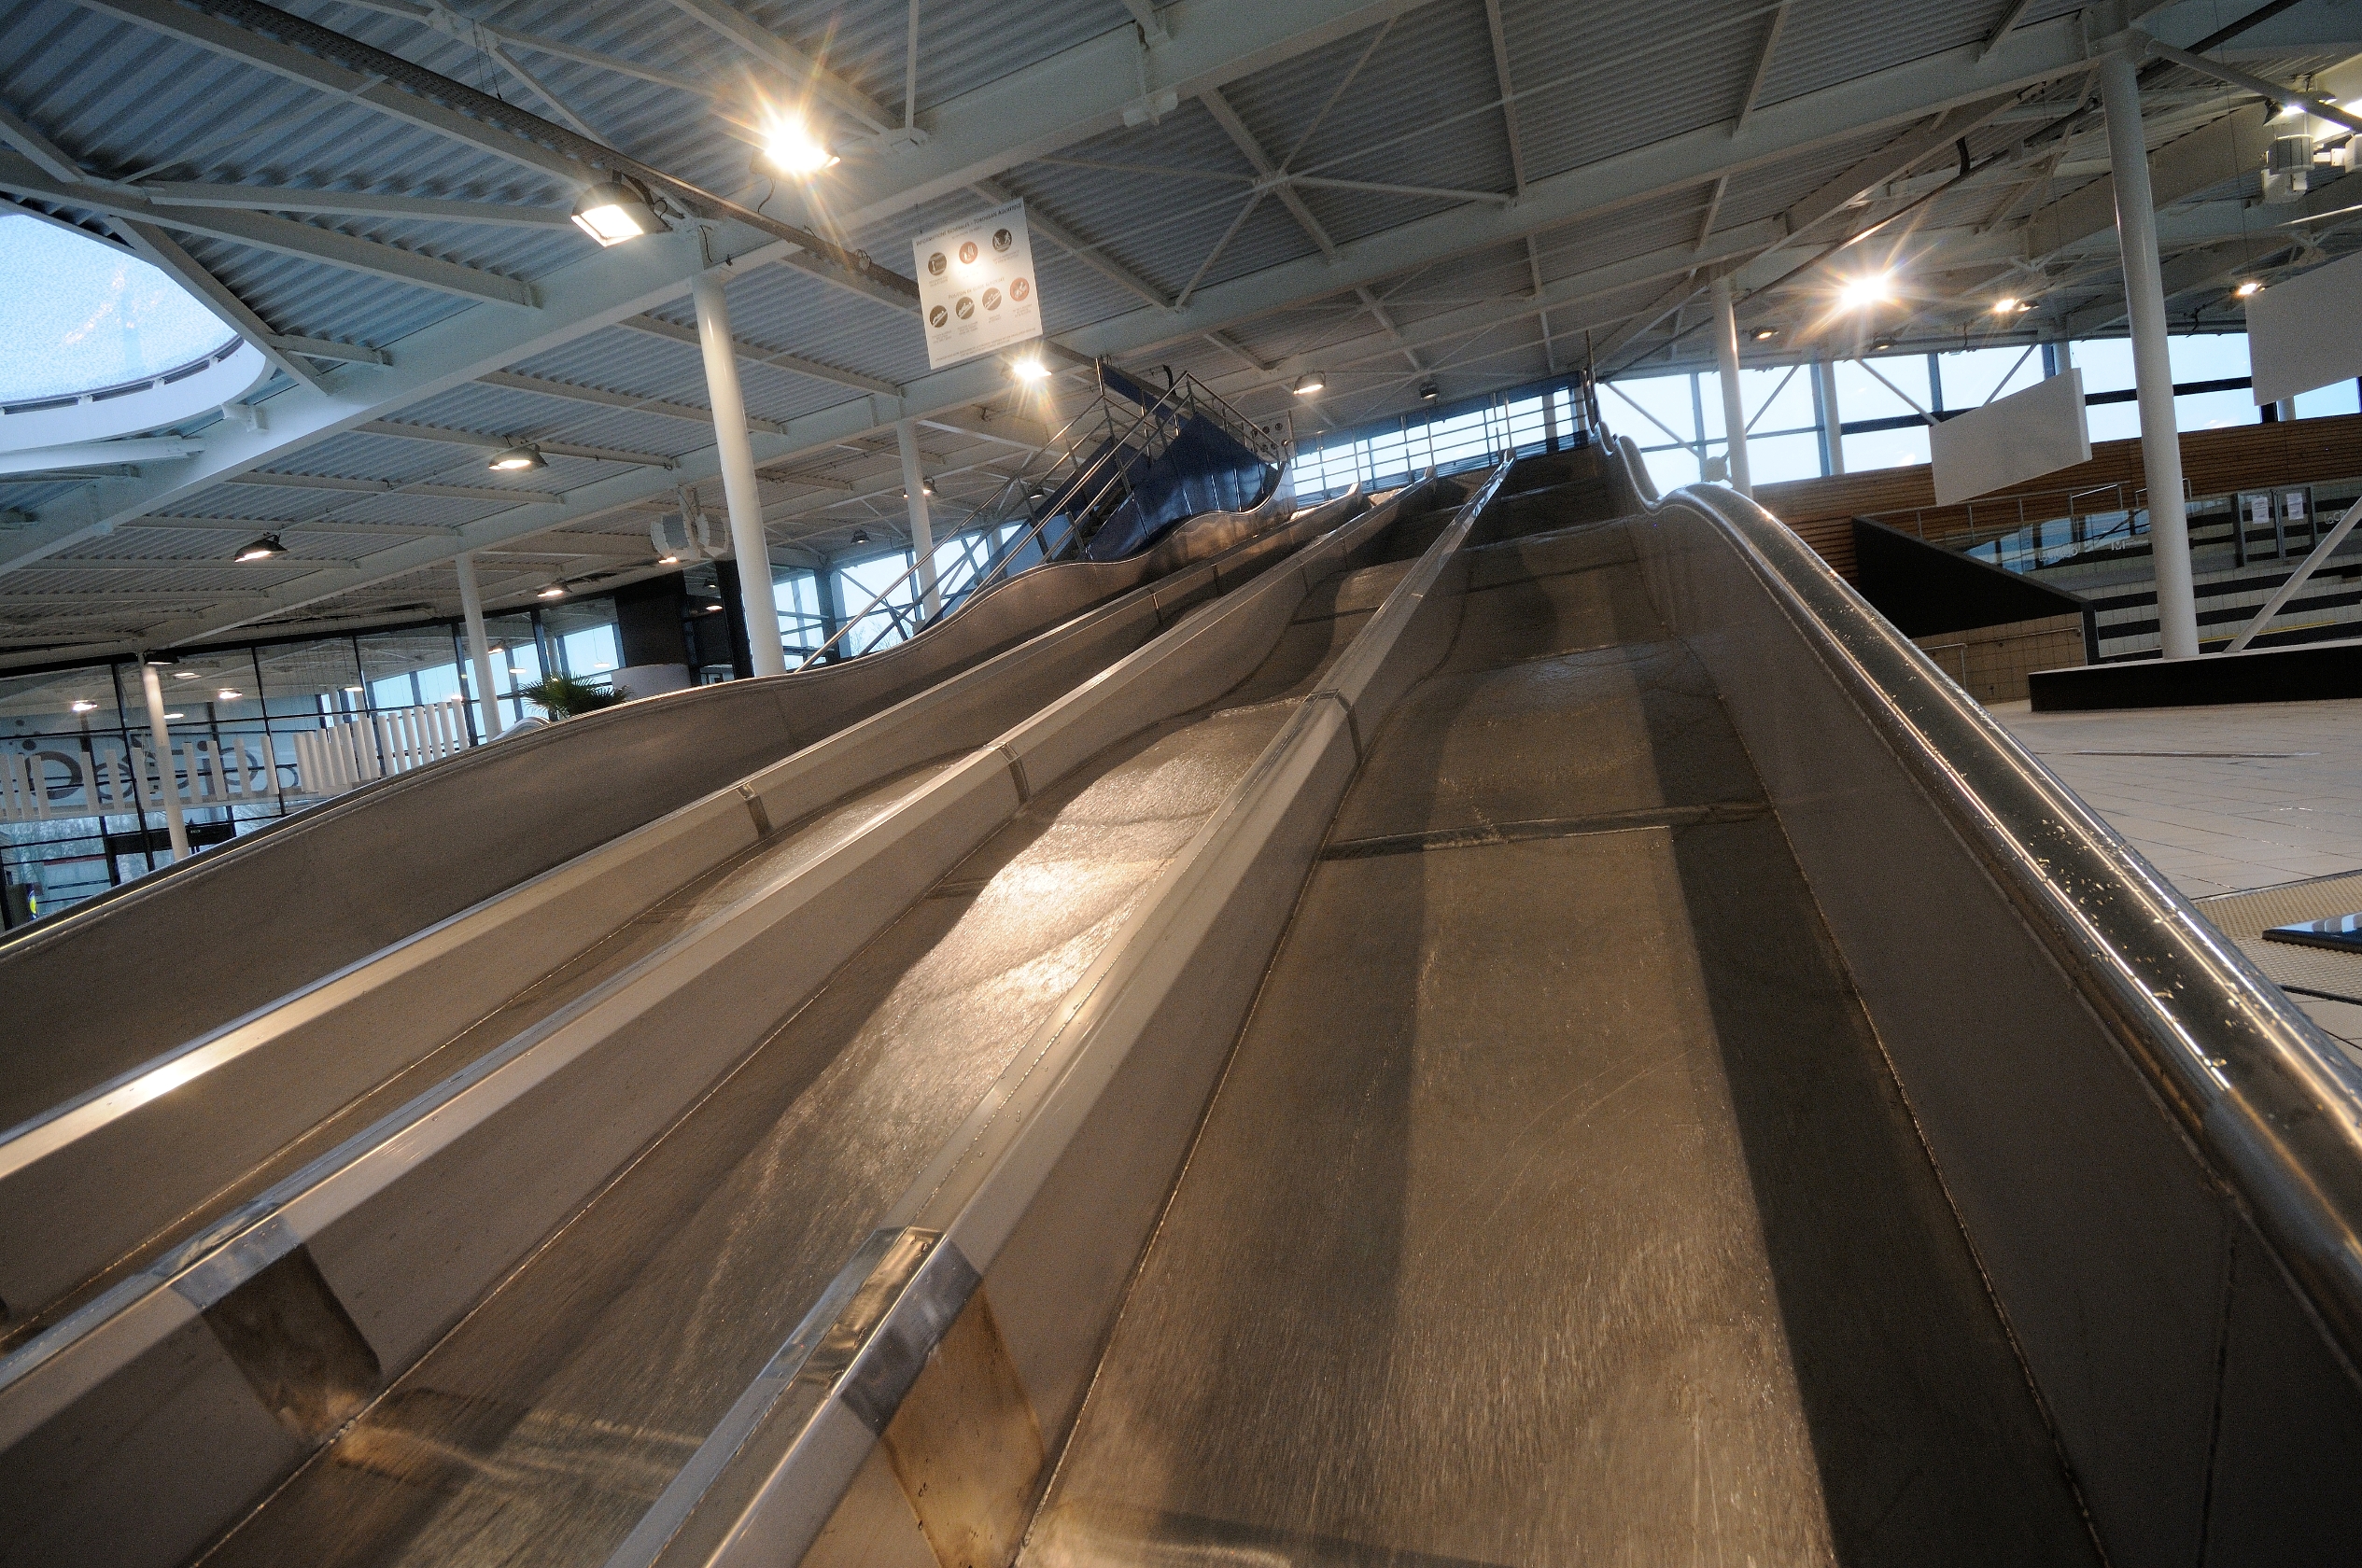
[1745,414,2362,582]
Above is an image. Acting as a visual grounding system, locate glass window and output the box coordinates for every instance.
[837,551,922,655]
[256,637,366,721]
[359,627,465,713]
[2169,332,2250,383]
[1736,365,1815,437]
[1607,373,1699,447]
[1935,344,2045,409]
[1744,431,1825,485]
[2085,399,2143,443]
[2066,338,2136,395]
[774,568,828,655]
[1641,444,1704,493]
[1843,424,1933,472]
[544,597,622,683]
[1835,355,1933,421]
[0,214,235,402]
[466,614,544,727]
[2179,386,2257,432]
[2296,380,2362,419]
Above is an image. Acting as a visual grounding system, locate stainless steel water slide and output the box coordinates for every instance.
[8,439,2362,1568]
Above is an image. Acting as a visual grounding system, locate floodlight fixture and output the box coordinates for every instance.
[489,445,546,472]
[1752,327,1778,341]
[234,533,288,563]
[763,119,840,175]
[1010,353,1050,383]
[70,700,97,713]
[570,181,661,246]
[1835,271,1895,311]
[850,528,871,546]
[538,584,567,599]
[1417,381,1441,401]
[1292,372,1325,396]
[2234,278,2265,298]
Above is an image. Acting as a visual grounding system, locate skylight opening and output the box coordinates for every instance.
[0,215,237,406]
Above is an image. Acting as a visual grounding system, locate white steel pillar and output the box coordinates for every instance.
[691,272,787,677]
[1815,354,1846,476]
[1711,275,1753,497]
[895,418,940,617]
[138,659,190,861]
[2099,48,2199,659]
[454,550,502,740]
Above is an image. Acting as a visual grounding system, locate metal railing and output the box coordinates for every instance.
[794,369,1279,671]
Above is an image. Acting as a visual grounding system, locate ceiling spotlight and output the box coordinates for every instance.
[141,651,177,667]
[570,180,661,246]
[1991,296,2032,314]
[921,475,936,497]
[850,528,871,546]
[658,553,681,565]
[1871,337,1895,352]
[1010,354,1049,383]
[234,533,288,563]
[1836,271,1895,311]
[70,699,97,713]
[762,118,839,175]
[2234,278,2265,299]
[218,689,242,701]
[173,669,198,679]
[1418,381,1441,401]
[489,444,545,472]
[164,711,184,720]
[1752,327,1778,341]
[344,685,363,693]
[538,584,567,599]
[1292,372,1325,396]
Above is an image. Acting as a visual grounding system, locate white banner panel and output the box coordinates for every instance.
[1929,368,2090,506]
[911,199,1043,371]
[2247,249,2362,404]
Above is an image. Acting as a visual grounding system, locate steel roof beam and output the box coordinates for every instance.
[76,0,597,187]
[142,183,575,228]
[1732,2,1790,136]
[477,369,794,436]
[813,0,1456,231]
[356,419,676,467]
[972,176,1174,311]
[335,0,708,94]
[0,154,540,306]
[614,315,902,397]
[0,101,330,391]
[660,0,894,134]
[126,513,455,534]
[223,472,557,504]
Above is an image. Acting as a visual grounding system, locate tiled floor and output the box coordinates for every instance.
[1993,697,2362,1056]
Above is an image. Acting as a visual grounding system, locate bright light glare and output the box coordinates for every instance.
[571,200,650,246]
[1992,297,2028,314]
[1835,272,1894,310]
[2234,278,2265,298]
[765,119,839,175]
[70,699,96,712]
[539,585,567,598]
[658,553,680,565]
[217,689,241,700]
[1010,355,1049,383]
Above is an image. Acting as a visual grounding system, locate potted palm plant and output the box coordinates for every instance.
[516,673,625,720]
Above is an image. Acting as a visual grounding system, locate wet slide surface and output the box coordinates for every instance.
[3,762,956,1356]
[192,544,1415,1568]
[1023,493,2101,1566]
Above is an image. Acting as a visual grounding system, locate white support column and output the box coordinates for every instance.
[138,659,190,861]
[1815,354,1846,476]
[1711,274,1753,497]
[691,272,787,678]
[895,418,940,617]
[2099,47,2198,659]
[454,550,502,740]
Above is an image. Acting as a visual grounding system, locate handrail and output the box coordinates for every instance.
[1616,432,2362,1371]
[794,373,1272,671]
